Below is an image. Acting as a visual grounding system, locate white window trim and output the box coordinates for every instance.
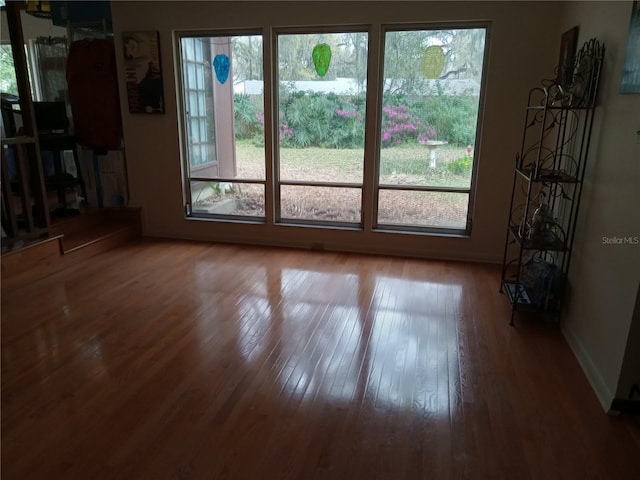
[174,21,490,236]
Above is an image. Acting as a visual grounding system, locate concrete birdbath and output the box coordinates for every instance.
[424,140,448,168]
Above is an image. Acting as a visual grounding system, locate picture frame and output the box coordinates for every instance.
[557,26,579,87]
[620,1,640,94]
[122,30,165,114]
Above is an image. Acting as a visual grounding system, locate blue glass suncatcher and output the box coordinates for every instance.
[213,54,230,84]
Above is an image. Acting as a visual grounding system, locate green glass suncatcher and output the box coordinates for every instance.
[312,43,332,77]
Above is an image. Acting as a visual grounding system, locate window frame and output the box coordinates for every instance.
[174,21,490,235]
[272,25,371,229]
[372,22,490,236]
[175,28,267,222]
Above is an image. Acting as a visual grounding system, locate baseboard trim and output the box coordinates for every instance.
[562,325,615,412]
[143,228,503,264]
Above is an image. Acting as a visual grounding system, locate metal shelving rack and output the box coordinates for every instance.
[500,38,605,325]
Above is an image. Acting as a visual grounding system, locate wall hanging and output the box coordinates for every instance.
[620,0,640,93]
[122,31,165,113]
[557,26,579,87]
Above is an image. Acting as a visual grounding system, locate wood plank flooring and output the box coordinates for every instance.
[2,239,639,479]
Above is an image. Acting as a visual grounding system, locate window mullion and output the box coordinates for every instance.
[263,25,277,226]
[362,23,382,232]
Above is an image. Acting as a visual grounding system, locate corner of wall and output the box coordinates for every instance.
[557,0,640,414]
[562,324,615,411]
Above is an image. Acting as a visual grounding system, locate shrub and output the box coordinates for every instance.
[380,104,418,146]
[234,93,262,140]
[383,90,477,147]
[422,94,478,146]
[446,155,473,175]
[279,90,367,148]
[250,110,294,147]
[234,87,478,148]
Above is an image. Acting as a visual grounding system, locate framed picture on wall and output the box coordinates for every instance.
[557,26,579,87]
[620,1,640,93]
[122,30,165,113]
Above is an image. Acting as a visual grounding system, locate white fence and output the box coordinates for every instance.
[234,78,480,96]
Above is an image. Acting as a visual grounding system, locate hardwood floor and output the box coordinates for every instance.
[2,239,639,479]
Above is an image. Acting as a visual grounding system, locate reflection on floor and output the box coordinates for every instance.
[2,239,638,479]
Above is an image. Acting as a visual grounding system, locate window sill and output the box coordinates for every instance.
[373,226,470,238]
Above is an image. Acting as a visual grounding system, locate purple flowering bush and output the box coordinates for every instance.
[380,104,435,148]
[235,90,448,149]
[255,111,294,142]
[276,88,367,148]
[418,129,437,144]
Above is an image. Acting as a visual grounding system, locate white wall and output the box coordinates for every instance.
[109,1,563,263]
[558,1,640,411]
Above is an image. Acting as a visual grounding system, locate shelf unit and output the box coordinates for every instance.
[500,38,605,325]
[1,2,51,245]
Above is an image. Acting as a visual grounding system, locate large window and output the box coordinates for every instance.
[176,24,487,234]
[178,33,265,219]
[376,27,486,231]
[276,30,368,225]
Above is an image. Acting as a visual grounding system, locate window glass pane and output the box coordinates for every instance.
[180,34,265,219]
[199,120,206,143]
[191,181,264,218]
[377,28,485,229]
[277,32,368,186]
[198,93,206,116]
[196,64,204,90]
[0,44,19,96]
[200,144,209,164]
[279,148,363,184]
[377,190,468,229]
[187,63,196,88]
[182,36,215,169]
[185,35,266,179]
[184,38,194,61]
[378,145,473,188]
[190,118,200,143]
[379,28,484,189]
[190,142,202,165]
[231,35,265,180]
[235,142,265,179]
[280,185,361,223]
[189,92,198,116]
[205,143,216,164]
[195,37,203,60]
[180,38,191,60]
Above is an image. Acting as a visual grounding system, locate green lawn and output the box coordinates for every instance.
[195,141,472,227]
[235,141,472,188]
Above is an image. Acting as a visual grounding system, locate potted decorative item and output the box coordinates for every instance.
[529,202,556,242]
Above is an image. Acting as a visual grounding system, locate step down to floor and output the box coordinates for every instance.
[1,207,140,290]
